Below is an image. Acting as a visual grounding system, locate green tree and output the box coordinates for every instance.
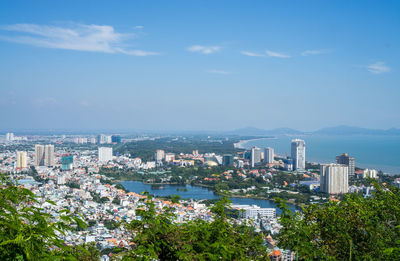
[277,182,400,260]
[68,243,101,261]
[123,192,268,260]
[0,177,87,260]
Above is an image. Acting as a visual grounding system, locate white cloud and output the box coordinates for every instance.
[266,50,291,58]
[301,49,330,56]
[240,51,265,57]
[367,61,391,74]
[206,69,231,75]
[187,45,221,54]
[134,25,144,29]
[0,23,158,56]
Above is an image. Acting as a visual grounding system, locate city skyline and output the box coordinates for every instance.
[1,1,399,131]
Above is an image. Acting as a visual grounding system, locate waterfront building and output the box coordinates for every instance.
[35,144,45,166]
[320,163,349,194]
[16,151,27,169]
[222,154,234,166]
[250,147,262,168]
[264,147,274,165]
[291,139,306,171]
[336,153,355,177]
[98,147,113,163]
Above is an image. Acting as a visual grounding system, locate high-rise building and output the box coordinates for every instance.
[111,135,121,144]
[154,149,165,163]
[264,147,274,165]
[98,147,113,163]
[222,154,234,166]
[291,139,306,171]
[336,153,355,177]
[251,147,261,168]
[35,145,45,166]
[320,163,349,194]
[16,151,27,169]
[61,156,74,171]
[44,145,55,166]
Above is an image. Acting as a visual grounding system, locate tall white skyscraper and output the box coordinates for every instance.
[264,147,274,165]
[44,145,55,166]
[98,147,113,163]
[291,139,306,171]
[35,144,45,166]
[16,151,27,169]
[320,164,349,194]
[251,147,261,168]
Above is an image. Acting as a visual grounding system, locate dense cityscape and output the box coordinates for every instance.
[1,132,398,260]
[1,0,400,260]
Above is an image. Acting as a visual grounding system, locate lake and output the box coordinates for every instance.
[121,180,296,215]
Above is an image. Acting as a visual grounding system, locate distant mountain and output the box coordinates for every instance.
[227,127,304,136]
[315,125,400,135]
[228,125,400,136]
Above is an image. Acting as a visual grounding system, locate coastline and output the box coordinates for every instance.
[234,136,277,149]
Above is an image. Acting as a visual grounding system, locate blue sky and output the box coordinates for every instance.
[0,0,399,131]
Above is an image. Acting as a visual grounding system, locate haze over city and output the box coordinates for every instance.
[1,0,399,131]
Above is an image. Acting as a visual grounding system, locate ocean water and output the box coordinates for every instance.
[240,135,400,174]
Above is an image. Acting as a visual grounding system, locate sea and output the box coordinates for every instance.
[238,135,400,174]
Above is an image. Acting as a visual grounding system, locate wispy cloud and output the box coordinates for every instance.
[240,51,265,57]
[266,50,291,58]
[187,45,221,54]
[0,23,159,56]
[206,69,231,75]
[301,49,331,56]
[367,61,391,74]
[134,25,144,29]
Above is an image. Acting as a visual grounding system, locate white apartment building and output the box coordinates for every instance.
[98,147,113,163]
[320,163,349,194]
